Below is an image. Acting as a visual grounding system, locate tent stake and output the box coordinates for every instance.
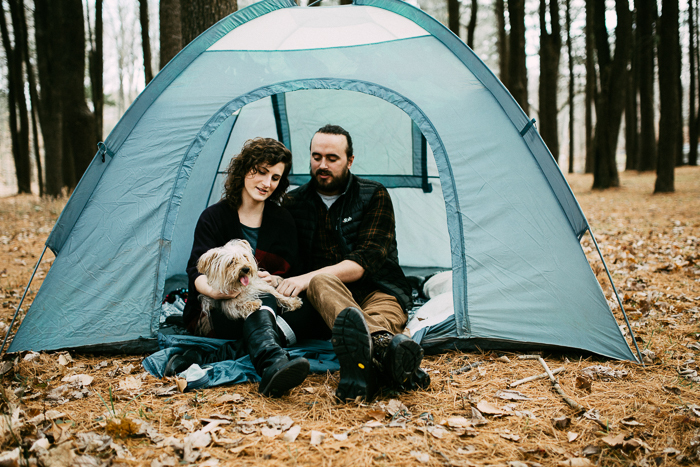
[587,229,644,365]
[0,245,47,356]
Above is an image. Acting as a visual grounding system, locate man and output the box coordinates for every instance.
[280,124,429,401]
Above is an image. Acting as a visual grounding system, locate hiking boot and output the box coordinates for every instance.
[163,348,204,377]
[332,307,376,402]
[401,367,431,391]
[243,308,309,398]
[372,332,424,389]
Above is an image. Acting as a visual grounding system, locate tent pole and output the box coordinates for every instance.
[588,229,644,365]
[0,245,47,356]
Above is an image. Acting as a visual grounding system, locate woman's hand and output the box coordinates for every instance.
[194,275,240,300]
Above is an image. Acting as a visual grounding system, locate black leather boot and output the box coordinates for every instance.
[163,340,244,377]
[371,332,424,389]
[243,308,309,398]
[332,307,377,402]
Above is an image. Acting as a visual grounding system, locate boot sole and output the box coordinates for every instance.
[260,358,310,398]
[332,307,375,402]
[388,337,424,386]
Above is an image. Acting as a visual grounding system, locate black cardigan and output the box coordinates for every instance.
[182,200,300,328]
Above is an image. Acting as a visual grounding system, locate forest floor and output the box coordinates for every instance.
[0,167,699,467]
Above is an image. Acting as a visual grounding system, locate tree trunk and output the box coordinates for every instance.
[637,0,657,171]
[1,0,31,194]
[139,0,154,84]
[585,0,596,174]
[691,0,700,166]
[508,0,529,114]
[35,0,64,196]
[180,0,237,48]
[496,0,509,86]
[539,0,562,162]
[17,0,42,195]
[625,10,639,171]
[655,0,680,193]
[690,0,698,166]
[90,0,104,143]
[566,0,575,173]
[675,41,684,166]
[160,0,182,68]
[61,0,97,188]
[448,0,460,36]
[466,0,478,49]
[591,0,630,189]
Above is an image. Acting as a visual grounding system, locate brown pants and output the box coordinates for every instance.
[306,274,407,335]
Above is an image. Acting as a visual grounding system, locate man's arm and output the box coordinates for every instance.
[276,259,364,297]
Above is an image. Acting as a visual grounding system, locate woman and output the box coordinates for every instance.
[170,138,318,397]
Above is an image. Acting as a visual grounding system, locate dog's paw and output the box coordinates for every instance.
[280,296,302,311]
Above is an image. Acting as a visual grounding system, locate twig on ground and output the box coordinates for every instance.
[450,361,484,375]
[509,367,565,387]
[518,355,585,412]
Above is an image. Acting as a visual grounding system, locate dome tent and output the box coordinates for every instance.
[6,0,640,362]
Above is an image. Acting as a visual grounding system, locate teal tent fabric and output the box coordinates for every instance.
[9,0,636,362]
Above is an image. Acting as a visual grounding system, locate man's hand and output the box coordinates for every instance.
[277,274,311,297]
[258,270,283,287]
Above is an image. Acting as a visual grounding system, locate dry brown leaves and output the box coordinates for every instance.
[0,168,699,466]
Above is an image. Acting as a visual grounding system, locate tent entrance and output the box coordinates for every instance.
[161,81,466,335]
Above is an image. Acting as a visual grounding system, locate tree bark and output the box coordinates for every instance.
[675,41,684,166]
[17,0,42,195]
[139,0,154,84]
[566,0,575,173]
[90,0,104,143]
[591,0,630,189]
[1,0,31,194]
[180,0,237,48]
[625,10,639,171]
[690,0,698,166]
[61,0,97,188]
[637,0,657,171]
[34,0,64,196]
[160,0,182,68]
[466,0,478,49]
[655,0,680,192]
[539,0,562,162]
[585,0,596,173]
[496,0,509,86]
[508,0,529,114]
[448,0,460,36]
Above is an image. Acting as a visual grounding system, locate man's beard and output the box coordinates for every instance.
[310,167,350,195]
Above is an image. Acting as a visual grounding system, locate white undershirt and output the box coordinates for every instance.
[317,192,341,209]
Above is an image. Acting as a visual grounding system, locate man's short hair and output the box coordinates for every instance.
[314,124,353,158]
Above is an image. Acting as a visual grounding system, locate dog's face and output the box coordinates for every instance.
[197,239,258,295]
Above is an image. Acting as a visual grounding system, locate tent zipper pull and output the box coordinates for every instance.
[97,142,115,163]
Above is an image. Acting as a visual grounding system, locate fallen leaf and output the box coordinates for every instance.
[364,420,383,428]
[30,438,50,452]
[261,427,280,438]
[382,399,409,416]
[499,432,520,442]
[24,351,40,361]
[303,387,316,394]
[215,393,243,404]
[601,433,626,447]
[476,400,508,416]
[620,416,644,426]
[552,416,571,430]
[309,430,324,446]
[410,450,430,463]
[61,374,94,386]
[0,449,19,467]
[575,376,592,392]
[282,425,301,442]
[497,355,511,363]
[568,431,579,442]
[558,458,594,467]
[57,353,73,366]
[366,410,386,421]
[581,444,601,457]
[119,376,142,391]
[267,416,293,431]
[446,416,470,428]
[332,432,348,441]
[428,426,449,439]
[496,389,530,401]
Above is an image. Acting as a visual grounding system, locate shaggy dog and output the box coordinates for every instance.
[194,239,302,335]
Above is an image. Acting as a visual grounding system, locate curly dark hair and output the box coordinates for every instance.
[222,138,293,208]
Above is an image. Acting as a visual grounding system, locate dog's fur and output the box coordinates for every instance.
[194,239,302,335]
